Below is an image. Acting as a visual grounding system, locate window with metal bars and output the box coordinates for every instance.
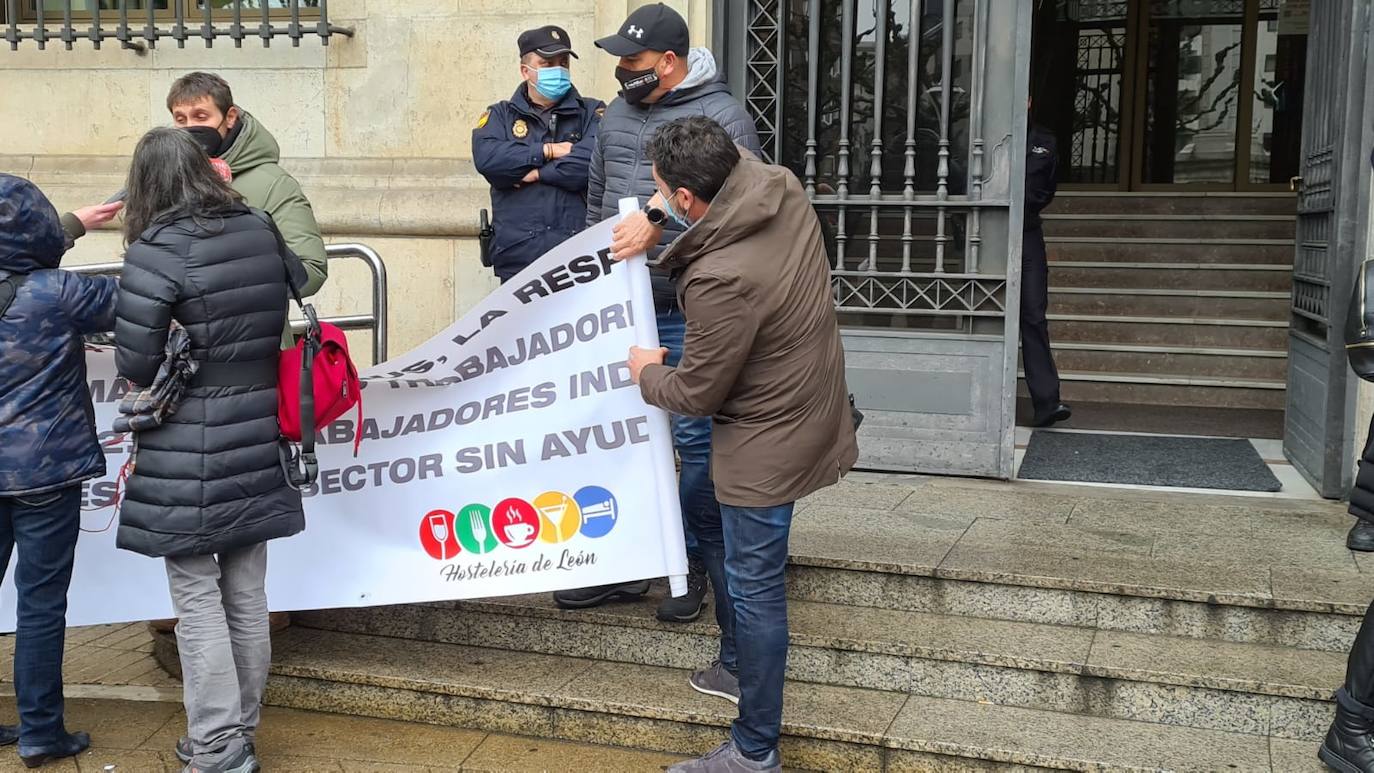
[3,0,349,50]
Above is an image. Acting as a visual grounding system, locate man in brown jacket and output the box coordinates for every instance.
[628,116,858,773]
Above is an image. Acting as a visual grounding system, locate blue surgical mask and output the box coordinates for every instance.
[533,66,572,101]
[662,191,692,228]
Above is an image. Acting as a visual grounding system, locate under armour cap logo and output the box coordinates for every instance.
[627,25,645,39]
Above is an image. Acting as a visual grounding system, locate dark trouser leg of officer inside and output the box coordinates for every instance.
[1022,227,1069,428]
[1347,412,1374,552]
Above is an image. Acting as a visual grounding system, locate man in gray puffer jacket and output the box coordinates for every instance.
[553,2,762,633]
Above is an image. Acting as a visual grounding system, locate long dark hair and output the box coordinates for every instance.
[123,127,241,245]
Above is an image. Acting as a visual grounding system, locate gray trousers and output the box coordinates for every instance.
[165,542,269,763]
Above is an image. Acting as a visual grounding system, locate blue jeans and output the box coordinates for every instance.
[0,486,81,745]
[718,502,795,761]
[656,308,722,564]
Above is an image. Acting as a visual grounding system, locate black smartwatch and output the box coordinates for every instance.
[643,203,668,226]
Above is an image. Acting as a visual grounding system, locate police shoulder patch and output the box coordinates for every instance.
[596,106,606,118]
[476,110,490,129]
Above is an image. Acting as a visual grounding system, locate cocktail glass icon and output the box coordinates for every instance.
[538,497,570,542]
[428,512,453,560]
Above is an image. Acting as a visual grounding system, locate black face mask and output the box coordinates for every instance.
[615,64,661,106]
[185,125,225,158]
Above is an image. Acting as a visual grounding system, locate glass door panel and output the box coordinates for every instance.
[1248,0,1308,184]
[1140,0,1245,185]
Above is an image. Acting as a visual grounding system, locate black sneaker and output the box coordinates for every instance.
[19,730,90,769]
[553,580,650,610]
[0,724,16,746]
[656,558,709,623]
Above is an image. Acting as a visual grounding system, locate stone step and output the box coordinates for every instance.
[1042,214,1296,241]
[1020,372,1286,410]
[1049,193,1297,216]
[1046,238,1294,265]
[260,627,1300,772]
[1048,315,1289,350]
[293,594,1338,741]
[1042,343,1288,381]
[1051,262,1293,292]
[1047,288,1290,322]
[1014,398,1287,440]
[783,484,1365,653]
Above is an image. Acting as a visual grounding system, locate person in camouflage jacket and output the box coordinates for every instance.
[0,175,118,497]
[0,174,117,764]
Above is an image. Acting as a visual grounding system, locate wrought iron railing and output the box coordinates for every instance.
[4,0,352,51]
[738,0,1020,329]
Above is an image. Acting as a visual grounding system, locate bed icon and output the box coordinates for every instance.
[574,486,619,539]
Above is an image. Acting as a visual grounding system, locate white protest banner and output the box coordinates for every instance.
[0,211,688,630]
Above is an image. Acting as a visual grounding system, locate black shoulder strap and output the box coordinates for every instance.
[250,209,306,310]
[0,273,32,318]
[252,209,321,486]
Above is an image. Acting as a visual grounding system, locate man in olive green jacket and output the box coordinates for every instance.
[167,71,328,340]
[150,72,326,653]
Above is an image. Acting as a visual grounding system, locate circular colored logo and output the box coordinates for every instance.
[533,491,582,544]
[419,509,461,561]
[454,503,498,554]
[574,486,618,539]
[493,498,541,549]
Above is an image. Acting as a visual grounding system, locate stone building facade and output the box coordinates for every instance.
[0,0,713,360]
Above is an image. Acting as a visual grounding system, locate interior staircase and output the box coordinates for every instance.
[150,477,1363,771]
[1022,192,1298,438]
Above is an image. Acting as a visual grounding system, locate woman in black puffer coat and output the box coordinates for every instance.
[114,127,305,773]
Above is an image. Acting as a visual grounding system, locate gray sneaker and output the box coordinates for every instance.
[667,741,781,772]
[689,660,740,705]
[183,741,260,773]
[178,737,255,765]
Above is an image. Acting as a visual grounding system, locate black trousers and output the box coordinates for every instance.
[1342,600,1374,708]
[1351,411,1374,525]
[1021,227,1062,413]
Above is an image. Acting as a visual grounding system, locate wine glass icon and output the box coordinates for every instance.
[428,512,453,560]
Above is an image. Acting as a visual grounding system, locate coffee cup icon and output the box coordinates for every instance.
[503,521,535,546]
[493,498,542,549]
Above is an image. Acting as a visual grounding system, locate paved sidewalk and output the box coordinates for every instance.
[0,695,687,772]
[0,623,176,699]
[0,625,687,772]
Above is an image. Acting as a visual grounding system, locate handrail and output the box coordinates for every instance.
[69,242,389,364]
[320,243,389,364]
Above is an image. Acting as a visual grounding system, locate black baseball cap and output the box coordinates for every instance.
[594,3,689,57]
[518,25,578,59]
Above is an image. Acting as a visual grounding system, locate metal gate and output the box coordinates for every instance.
[1282,0,1373,498]
[716,0,1032,477]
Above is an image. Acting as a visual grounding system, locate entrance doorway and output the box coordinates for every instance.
[1016,0,1314,492]
[1031,0,1308,191]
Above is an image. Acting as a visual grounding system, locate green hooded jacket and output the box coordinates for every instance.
[220,111,328,344]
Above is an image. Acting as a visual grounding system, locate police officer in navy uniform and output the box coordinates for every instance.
[473,25,605,283]
[1023,112,1071,427]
